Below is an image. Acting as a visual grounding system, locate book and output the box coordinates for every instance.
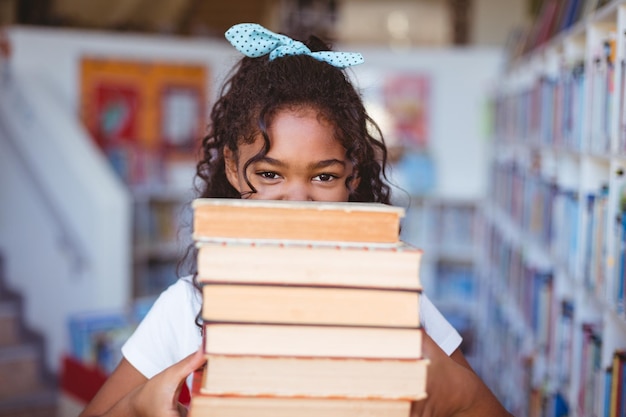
[614,170,626,315]
[192,199,404,244]
[189,396,412,417]
[190,197,425,417]
[67,309,133,374]
[203,323,423,359]
[577,323,603,415]
[559,0,583,32]
[201,284,420,328]
[609,350,626,417]
[549,0,571,39]
[189,367,414,417]
[579,0,601,21]
[189,367,412,417]
[532,0,560,47]
[200,354,428,400]
[197,241,422,290]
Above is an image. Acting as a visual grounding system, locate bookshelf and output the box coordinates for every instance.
[132,185,194,298]
[400,197,480,361]
[480,1,626,415]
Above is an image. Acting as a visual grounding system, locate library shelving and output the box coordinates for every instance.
[132,185,194,298]
[480,1,626,416]
[400,197,481,361]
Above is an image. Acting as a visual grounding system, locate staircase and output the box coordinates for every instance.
[0,255,58,417]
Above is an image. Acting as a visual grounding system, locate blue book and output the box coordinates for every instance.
[560,0,581,32]
[573,64,586,150]
[585,193,596,287]
[605,366,613,417]
[68,309,131,374]
[552,391,569,417]
[617,212,626,314]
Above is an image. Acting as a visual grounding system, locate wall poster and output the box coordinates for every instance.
[380,73,434,196]
[80,58,208,188]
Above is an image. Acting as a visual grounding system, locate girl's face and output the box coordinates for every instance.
[224,107,358,202]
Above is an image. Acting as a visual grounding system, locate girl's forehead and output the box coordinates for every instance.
[275,107,337,135]
[237,108,345,159]
[273,104,330,121]
[234,105,340,151]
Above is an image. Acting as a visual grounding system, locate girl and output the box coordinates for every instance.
[80,23,512,417]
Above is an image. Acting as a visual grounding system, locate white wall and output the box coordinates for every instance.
[0,26,239,373]
[0,48,135,375]
[1,25,502,373]
[6,26,241,121]
[350,46,503,199]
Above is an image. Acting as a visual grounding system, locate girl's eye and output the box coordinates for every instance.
[257,171,280,180]
[313,173,337,182]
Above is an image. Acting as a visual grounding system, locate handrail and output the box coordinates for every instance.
[0,63,89,274]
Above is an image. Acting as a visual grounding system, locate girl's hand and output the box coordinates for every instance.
[80,348,206,417]
[411,335,512,417]
[128,348,206,417]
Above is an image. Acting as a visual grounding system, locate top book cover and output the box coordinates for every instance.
[192,199,405,244]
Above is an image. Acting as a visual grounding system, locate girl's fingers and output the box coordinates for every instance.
[173,348,206,380]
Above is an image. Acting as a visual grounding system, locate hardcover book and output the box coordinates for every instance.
[200,354,428,400]
[197,241,422,290]
[203,323,424,359]
[189,198,425,417]
[201,284,421,328]
[189,367,414,417]
[192,199,405,244]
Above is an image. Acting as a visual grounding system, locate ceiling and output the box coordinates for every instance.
[9,0,275,36]
[2,0,531,47]
[3,0,477,45]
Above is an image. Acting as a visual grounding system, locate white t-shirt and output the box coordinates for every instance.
[122,276,462,380]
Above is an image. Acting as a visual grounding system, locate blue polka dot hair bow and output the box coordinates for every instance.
[225,23,364,69]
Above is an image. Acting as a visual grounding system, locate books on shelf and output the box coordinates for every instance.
[192,198,405,244]
[554,300,575,388]
[189,198,426,417]
[577,323,603,416]
[486,2,626,416]
[607,350,626,417]
[505,0,607,64]
[588,33,616,155]
[67,309,133,374]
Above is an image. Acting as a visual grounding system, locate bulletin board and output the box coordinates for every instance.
[80,57,208,186]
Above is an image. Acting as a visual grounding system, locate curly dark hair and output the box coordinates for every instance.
[183,34,395,328]
[194,35,392,204]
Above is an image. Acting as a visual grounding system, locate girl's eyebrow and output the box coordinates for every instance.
[256,156,347,169]
[310,159,346,169]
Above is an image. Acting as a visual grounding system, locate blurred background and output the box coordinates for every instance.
[1,0,531,46]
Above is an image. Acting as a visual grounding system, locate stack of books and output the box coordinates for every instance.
[189,198,428,417]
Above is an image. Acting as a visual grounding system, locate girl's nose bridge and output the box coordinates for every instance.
[283,179,312,201]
